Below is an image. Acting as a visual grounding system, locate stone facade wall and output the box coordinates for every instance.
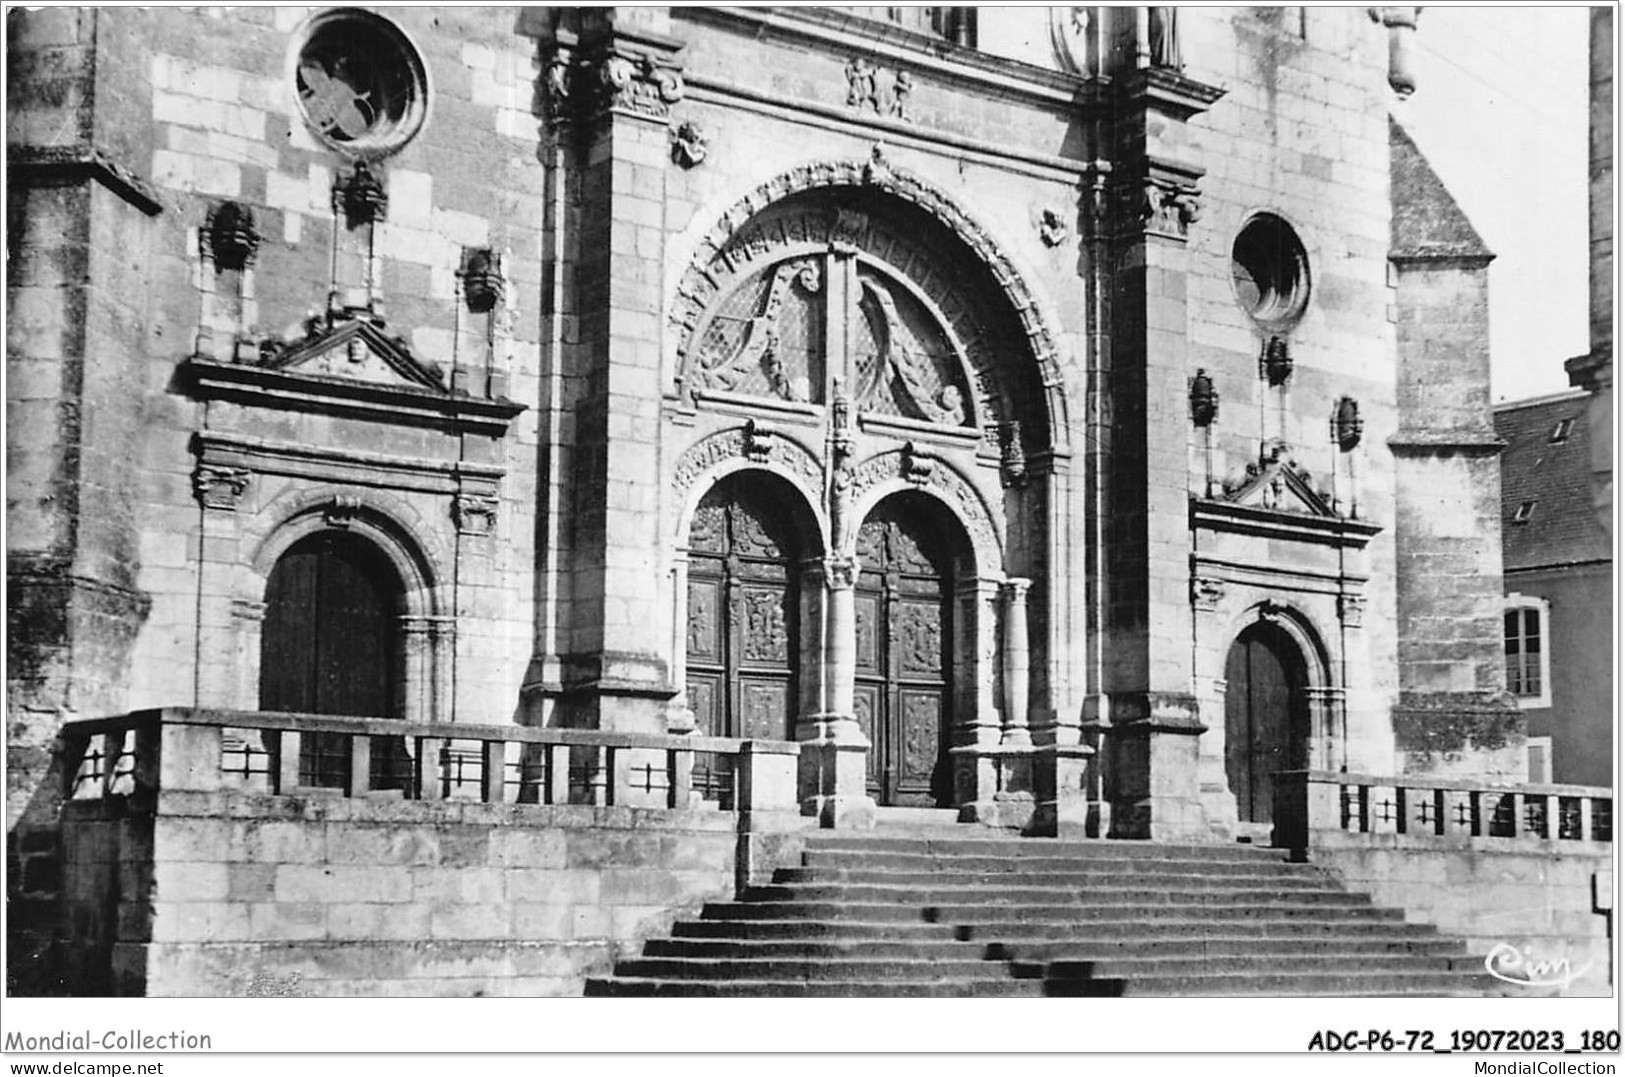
[1312,833,1613,997]
[59,791,800,997]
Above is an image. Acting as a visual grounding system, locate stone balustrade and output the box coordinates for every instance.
[1274,769,1614,852]
[57,707,800,814]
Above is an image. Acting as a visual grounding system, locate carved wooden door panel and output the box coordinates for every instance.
[686,481,799,748]
[261,531,404,789]
[1223,622,1308,825]
[854,505,952,807]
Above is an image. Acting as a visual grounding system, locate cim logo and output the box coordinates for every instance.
[1483,941,1591,990]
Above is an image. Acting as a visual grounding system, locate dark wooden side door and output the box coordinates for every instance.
[1223,622,1308,824]
[854,503,952,807]
[260,531,403,789]
[685,479,800,753]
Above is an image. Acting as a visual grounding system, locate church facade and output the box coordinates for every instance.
[8,6,1525,882]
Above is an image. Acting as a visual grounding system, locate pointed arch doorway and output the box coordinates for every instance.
[260,529,408,789]
[1223,619,1311,825]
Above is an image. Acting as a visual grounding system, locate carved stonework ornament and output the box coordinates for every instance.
[206,201,261,272]
[544,47,574,123]
[845,57,914,120]
[194,465,251,510]
[325,495,365,528]
[999,421,1027,487]
[671,425,824,501]
[902,441,935,486]
[671,120,708,168]
[453,493,499,535]
[669,160,1064,418]
[1189,369,1219,427]
[1217,448,1339,519]
[1039,207,1069,248]
[1338,592,1367,628]
[339,162,388,228]
[594,51,684,120]
[1192,576,1225,612]
[822,556,858,591]
[1331,396,1364,451]
[1261,336,1293,387]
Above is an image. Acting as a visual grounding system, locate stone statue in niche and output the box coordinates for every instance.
[889,71,913,119]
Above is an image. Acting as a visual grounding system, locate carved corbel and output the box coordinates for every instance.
[453,492,499,536]
[1112,160,1205,241]
[902,441,935,485]
[588,48,684,121]
[671,119,708,168]
[743,418,777,462]
[1337,593,1366,628]
[194,465,252,511]
[324,495,365,528]
[1192,576,1226,612]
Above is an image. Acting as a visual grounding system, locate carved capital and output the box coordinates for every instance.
[586,48,684,122]
[194,465,251,510]
[453,493,499,536]
[822,556,858,591]
[1192,576,1226,612]
[1109,160,1205,242]
[1000,577,1032,606]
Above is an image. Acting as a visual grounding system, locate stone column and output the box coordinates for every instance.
[798,556,875,828]
[1000,578,1032,746]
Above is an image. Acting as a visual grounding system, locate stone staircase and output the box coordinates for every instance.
[586,830,1500,997]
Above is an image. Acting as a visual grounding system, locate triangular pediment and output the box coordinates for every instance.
[258,311,445,392]
[1219,453,1336,518]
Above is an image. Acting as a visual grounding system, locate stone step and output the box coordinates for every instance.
[672,919,961,941]
[803,836,1291,862]
[700,900,1402,923]
[675,915,1441,942]
[611,957,1012,981]
[585,977,1049,997]
[645,934,1466,962]
[744,882,1360,905]
[1042,969,1497,998]
[788,856,1326,879]
[1017,951,1475,980]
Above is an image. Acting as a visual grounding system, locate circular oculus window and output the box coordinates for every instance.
[294,9,427,158]
[1231,213,1310,330]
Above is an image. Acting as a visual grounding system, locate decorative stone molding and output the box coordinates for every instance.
[1192,576,1226,612]
[229,598,267,623]
[671,120,708,168]
[670,158,1066,438]
[847,448,1001,567]
[194,465,251,510]
[452,492,499,536]
[672,424,824,500]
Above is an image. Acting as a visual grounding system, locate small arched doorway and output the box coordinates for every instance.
[260,530,407,789]
[685,473,804,742]
[854,493,959,807]
[1224,619,1311,824]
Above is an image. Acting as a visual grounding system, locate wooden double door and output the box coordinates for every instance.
[1223,621,1310,824]
[853,501,954,807]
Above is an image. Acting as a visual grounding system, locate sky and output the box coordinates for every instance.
[1395,5,1593,403]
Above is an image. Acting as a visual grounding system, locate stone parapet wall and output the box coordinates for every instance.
[61,790,809,997]
[1310,832,1612,997]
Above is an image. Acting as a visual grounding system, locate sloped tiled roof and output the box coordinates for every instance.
[1495,390,1611,570]
[1390,118,1495,261]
